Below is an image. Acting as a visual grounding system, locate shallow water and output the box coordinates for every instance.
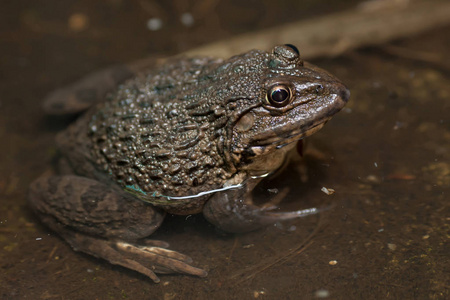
[1,1,449,299]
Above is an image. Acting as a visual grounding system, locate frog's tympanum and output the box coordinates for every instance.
[29,45,349,282]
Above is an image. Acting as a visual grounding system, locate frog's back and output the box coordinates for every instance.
[59,52,270,206]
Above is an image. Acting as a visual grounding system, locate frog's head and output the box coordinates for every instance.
[224,44,350,175]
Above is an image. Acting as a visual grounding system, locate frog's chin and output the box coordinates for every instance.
[249,122,325,156]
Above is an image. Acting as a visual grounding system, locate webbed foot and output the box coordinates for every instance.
[67,232,207,283]
[203,178,321,233]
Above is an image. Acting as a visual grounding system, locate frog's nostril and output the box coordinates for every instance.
[315,84,324,94]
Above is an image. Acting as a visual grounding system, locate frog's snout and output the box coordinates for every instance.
[337,85,351,103]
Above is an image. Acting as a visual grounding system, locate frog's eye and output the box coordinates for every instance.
[265,84,293,107]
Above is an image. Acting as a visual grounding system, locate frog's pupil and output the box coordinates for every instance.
[284,44,299,55]
[272,88,289,103]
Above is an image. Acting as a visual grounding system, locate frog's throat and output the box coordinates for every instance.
[250,121,326,152]
[240,118,326,164]
[223,117,328,171]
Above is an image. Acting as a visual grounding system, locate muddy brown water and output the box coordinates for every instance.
[1,1,448,299]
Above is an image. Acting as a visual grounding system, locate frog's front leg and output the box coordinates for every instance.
[28,175,207,282]
[203,177,319,233]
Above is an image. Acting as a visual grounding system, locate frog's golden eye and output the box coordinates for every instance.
[266,84,293,107]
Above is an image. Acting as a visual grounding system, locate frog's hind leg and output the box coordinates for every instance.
[43,57,158,115]
[43,65,135,115]
[203,177,320,233]
[28,175,207,282]
[53,228,206,283]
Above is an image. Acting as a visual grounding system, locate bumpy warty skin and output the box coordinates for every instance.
[57,45,349,214]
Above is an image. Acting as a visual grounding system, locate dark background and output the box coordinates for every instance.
[1,1,449,299]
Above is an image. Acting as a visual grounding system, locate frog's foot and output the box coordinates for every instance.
[64,231,208,283]
[28,175,207,282]
[203,186,320,233]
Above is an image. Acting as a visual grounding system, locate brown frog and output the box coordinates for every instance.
[28,44,349,282]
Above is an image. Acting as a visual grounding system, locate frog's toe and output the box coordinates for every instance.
[115,241,208,277]
[69,234,207,282]
[204,189,323,233]
[62,232,162,282]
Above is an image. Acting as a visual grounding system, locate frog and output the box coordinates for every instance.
[28,44,350,282]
